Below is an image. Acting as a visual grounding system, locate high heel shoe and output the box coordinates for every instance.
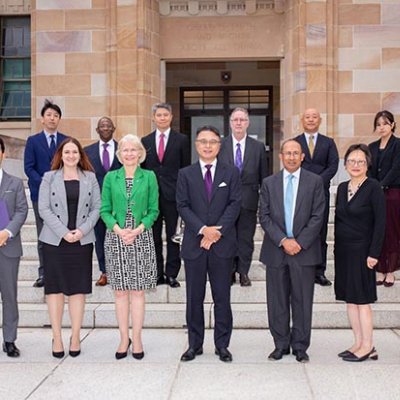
[132,351,145,360]
[383,275,395,287]
[69,337,81,357]
[342,347,378,362]
[52,339,65,359]
[115,339,131,360]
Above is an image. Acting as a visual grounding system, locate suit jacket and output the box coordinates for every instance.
[219,135,268,211]
[0,171,28,258]
[368,134,400,188]
[84,140,122,189]
[24,131,69,202]
[295,133,339,190]
[176,161,241,260]
[38,169,101,246]
[259,168,325,267]
[141,130,190,202]
[100,166,159,231]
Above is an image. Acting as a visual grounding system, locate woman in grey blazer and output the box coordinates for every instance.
[39,138,100,358]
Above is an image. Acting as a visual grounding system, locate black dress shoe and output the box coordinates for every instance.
[33,277,44,288]
[314,275,332,286]
[115,339,131,360]
[215,347,232,362]
[3,342,20,358]
[342,347,378,362]
[166,276,181,288]
[293,349,310,363]
[338,349,354,358]
[180,347,203,362]
[239,274,252,287]
[132,351,145,360]
[231,272,236,286]
[268,348,290,361]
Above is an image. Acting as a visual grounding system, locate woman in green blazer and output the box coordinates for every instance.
[101,134,159,360]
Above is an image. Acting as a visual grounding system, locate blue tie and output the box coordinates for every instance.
[284,174,294,238]
[49,135,56,158]
[235,143,243,172]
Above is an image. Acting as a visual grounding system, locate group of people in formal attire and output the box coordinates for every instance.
[0,100,398,365]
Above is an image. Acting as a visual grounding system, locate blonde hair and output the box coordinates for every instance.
[116,134,147,164]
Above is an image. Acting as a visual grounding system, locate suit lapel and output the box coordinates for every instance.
[210,162,226,202]
[193,162,208,204]
[224,136,235,164]
[130,167,144,200]
[77,170,88,216]
[299,133,312,161]
[163,130,176,163]
[275,171,284,223]
[92,142,103,171]
[39,132,52,159]
[0,171,11,197]
[242,136,252,172]
[110,140,120,169]
[116,167,128,199]
[54,169,68,212]
[294,169,306,220]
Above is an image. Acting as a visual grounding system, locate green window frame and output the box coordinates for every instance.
[0,16,31,120]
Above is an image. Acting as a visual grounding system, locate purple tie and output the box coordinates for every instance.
[235,143,243,172]
[102,143,110,171]
[204,164,213,201]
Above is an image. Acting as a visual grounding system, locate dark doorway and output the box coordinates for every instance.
[180,86,273,173]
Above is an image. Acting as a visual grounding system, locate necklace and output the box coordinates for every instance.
[347,177,367,200]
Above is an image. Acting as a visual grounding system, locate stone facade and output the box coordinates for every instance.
[1,0,400,168]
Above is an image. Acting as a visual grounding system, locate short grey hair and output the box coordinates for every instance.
[116,134,147,164]
[152,102,172,114]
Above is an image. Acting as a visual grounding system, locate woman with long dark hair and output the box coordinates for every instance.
[368,111,400,286]
[39,137,101,358]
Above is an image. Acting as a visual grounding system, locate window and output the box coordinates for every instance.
[0,16,31,120]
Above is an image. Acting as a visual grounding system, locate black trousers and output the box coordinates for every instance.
[316,190,330,276]
[184,252,233,350]
[233,207,257,275]
[94,218,106,273]
[32,201,44,278]
[152,194,181,279]
[266,257,315,352]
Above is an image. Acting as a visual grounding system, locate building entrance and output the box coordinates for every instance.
[180,86,273,173]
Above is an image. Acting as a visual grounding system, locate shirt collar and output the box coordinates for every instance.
[100,138,114,146]
[232,134,246,147]
[157,128,171,139]
[199,158,217,169]
[0,168,3,186]
[304,132,318,140]
[283,168,301,180]
[43,130,58,138]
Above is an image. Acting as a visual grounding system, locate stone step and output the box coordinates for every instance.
[20,220,337,242]
[6,302,399,329]
[20,239,338,261]
[17,259,338,282]
[18,280,400,305]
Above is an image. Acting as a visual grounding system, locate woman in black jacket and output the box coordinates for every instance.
[368,111,400,287]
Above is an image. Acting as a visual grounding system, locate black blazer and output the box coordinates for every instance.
[176,161,241,260]
[218,135,268,211]
[141,130,190,202]
[295,133,339,190]
[84,140,122,189]
[368,135,400,188]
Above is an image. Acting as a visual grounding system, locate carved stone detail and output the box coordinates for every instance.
[159,0,276,17]
[0,0,31,14]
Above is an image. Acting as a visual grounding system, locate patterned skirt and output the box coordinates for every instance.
[104,219,157,291]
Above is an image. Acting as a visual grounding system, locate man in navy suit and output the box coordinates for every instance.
[24,100,68,287]
[141,103,190,288]
[84,117,122,286]
[219,107,268,286]
[176,125,241,363]
[295,108,339,286]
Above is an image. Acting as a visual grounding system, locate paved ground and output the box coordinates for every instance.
[1,328,400,400]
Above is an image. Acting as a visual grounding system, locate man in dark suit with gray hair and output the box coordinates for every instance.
[0,136,28,357]
[219,107,268,286]
[260,139,325,363]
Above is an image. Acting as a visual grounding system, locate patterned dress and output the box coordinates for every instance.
[104,178,157,290]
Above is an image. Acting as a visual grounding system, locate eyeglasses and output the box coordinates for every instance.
[230,118,249,123]
[281,151,302,158]
[195,139,221,146]
[346,159,367,166]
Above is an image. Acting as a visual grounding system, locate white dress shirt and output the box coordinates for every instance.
[156,128,171,149]
[304,132,319,147]
[99,139,115,165]
[232,135,246,161]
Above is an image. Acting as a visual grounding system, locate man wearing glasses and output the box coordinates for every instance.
[219,108,268,286]
[295,108,339,286]
[260,139,325,363]
[176,126,241,363]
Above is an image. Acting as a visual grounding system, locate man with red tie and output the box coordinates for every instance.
[141,103,190,287]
